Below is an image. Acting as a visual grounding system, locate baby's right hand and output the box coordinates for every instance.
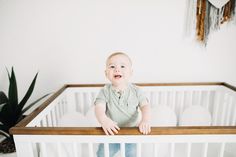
[101,117,120,135]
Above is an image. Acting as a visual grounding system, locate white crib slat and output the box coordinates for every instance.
[92,92,97,103]
[219,143,225,157]
[47,114,52,127]
[213,91,221,125]
[15,142,34,157]
[120,143,125,157]
[88,92,94,106]
[83,93,88,114]
[79,93,84,114]
[156,91,160,106]
[179,91,185,115]
[171,91,176,110]
[220,93,228,125]
[72,142,78,157]
[190,91,193,106]
[77,143,82,157]
[231,98,236,125]
[42,117,47,127]
[154,143,159,157]
[50,111,54,126]
[86,92,93,113]
[151,91,158,107]
[67,91,76,112]
[52,108,57,126]
[163,91,168,106]
[206,91,210,109]
[58,103,61,118]
[59,103,63,118]
[226,96,233,125]
[62,101,66,115]
[88,143,94,157]
[149,92,154,107]
[170,143,175,157]
[186,143,191,157]
[154,92,159,107]
[41,143,48,157]
[55,105,60,123]
[104,143,109,157]
[221,103,227,126]
[146,92,152,105]
[137,143,141,157]
[202,143,208,157]
[198,91,202,106]
[57,143,63,157]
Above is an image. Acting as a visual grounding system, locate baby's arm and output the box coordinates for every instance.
[138,103,151,135]
[95,103,120,135]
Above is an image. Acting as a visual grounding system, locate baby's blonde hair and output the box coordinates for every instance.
[106,52,132,66]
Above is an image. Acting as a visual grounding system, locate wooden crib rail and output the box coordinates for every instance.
[10,126,236,135]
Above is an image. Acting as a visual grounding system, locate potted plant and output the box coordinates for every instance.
[0,67,48,153]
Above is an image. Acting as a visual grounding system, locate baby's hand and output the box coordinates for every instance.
[101,117,120,135]
[138,120,151,135]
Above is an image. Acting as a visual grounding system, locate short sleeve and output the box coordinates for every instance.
[136,86,149,107]
[94,87,107,106]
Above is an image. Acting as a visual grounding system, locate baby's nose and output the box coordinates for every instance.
[115,67,120,72]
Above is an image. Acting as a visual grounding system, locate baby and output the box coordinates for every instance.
[94,52,151,157]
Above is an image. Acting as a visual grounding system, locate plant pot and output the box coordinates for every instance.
[0,138,15,154]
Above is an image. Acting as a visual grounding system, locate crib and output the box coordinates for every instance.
[10,82,236,157]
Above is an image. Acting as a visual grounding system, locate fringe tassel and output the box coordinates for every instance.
[185,0,236,46]
[196,0,207,42]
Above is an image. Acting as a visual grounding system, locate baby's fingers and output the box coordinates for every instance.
[102,127,109,135]
[110,126,119,134]
[145,124,151,134]
[139,123,151,135]
[139,125,144,134]
[107,128,115,135]
[114,125,120,131]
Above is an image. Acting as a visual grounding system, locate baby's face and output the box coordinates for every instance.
[105,54,132,87]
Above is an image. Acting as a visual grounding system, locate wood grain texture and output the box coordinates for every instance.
[10,126,236,135]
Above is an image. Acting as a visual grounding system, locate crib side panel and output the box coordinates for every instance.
[143,85,236,126]
[142,86,219,126]
[65,88,100,115]
[13,84,236,157]
[27,85,236,127]
[212,86,236,126]
[27,91,68,127]
[14,134,236,157]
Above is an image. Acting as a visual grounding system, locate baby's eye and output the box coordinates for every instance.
[121,65,125,68]
[109,65,115,69]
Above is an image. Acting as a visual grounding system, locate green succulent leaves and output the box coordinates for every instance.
[0,67,38,138]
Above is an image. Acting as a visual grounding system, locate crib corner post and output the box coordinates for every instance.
[13,135,35,157]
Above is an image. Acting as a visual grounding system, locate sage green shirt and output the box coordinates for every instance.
[94,84,147,127]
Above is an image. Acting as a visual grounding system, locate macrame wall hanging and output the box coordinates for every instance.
[185,0,236,45]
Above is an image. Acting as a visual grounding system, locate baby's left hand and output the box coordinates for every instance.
[138,120,151,135]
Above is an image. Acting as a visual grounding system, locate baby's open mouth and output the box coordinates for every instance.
[114,75,122,79]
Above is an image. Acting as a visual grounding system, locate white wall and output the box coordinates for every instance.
[1,0,236,102]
